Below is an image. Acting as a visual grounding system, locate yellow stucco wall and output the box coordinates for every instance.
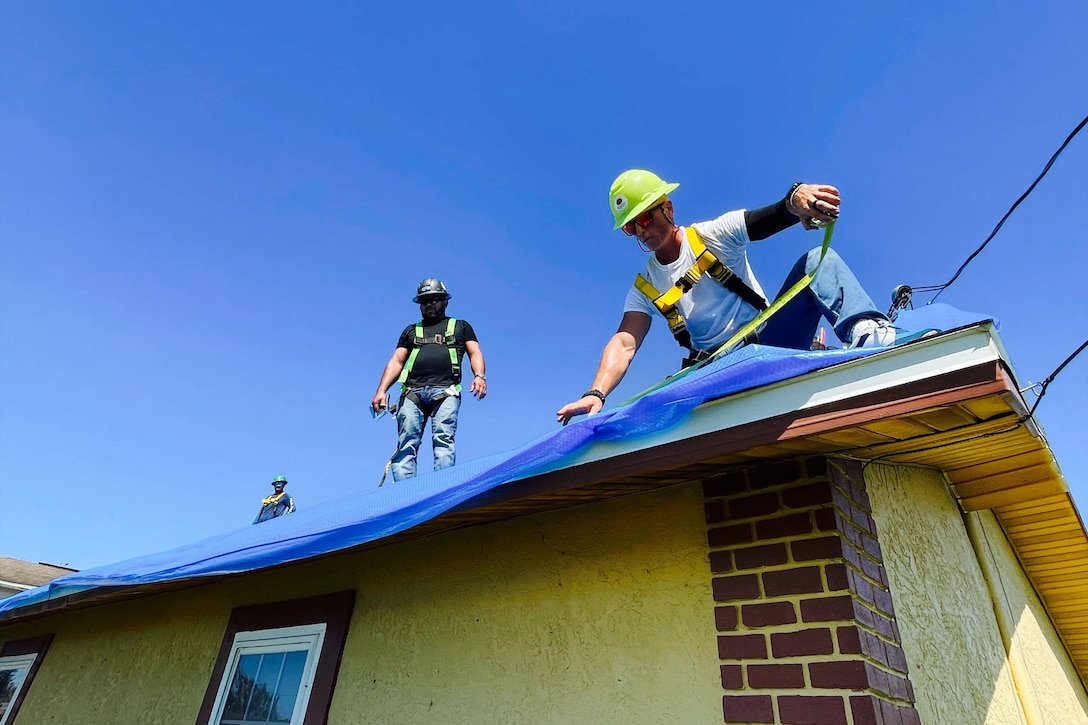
[864,462,1088,724]
[968,508,1088,724]
[0,481,721,724]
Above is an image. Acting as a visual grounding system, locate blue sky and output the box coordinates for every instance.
[1,1,1085,570]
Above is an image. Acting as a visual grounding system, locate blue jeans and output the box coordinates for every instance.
[758,248,888,350]
[391,387,460,481]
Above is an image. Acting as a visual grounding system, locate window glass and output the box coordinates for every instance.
[211,625,324,725]
[0,654,38,725]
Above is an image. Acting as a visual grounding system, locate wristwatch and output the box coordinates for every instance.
[474,373,487,380]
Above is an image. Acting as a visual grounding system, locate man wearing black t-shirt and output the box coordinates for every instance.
[371,278,487,481]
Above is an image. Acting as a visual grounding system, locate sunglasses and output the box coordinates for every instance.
[621,204,664,236]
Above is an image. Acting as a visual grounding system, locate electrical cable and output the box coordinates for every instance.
[909,114,1087,303]
[859,338,1088,469]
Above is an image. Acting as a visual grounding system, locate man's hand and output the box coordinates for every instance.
[556,394,604,425]
[787,183,840,230]
[470,375,487,400]
[371,392,389,415]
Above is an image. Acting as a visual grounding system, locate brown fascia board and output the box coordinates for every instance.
[456,359,1012,510]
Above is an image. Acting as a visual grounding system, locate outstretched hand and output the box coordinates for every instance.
[556,395,604,426]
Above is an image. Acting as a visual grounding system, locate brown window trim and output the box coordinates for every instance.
[195,590,355,725]
[0,633,54,723]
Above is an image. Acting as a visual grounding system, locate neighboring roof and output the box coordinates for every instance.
[0,557,77,592]
[2,305,1084,679]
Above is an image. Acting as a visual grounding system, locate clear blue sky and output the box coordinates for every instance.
[2,2,1085,570]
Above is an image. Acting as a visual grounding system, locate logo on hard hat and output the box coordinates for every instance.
[613,195,628,213]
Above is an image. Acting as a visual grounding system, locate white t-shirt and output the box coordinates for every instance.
[623,210,768,351]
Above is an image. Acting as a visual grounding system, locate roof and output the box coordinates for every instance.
[2,304,1085,677]
[0,557,77,592]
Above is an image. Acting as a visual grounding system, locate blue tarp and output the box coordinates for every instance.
[0,304,992,615]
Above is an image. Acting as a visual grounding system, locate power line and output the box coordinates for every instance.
[861,338,1088,468]
[909,114,1087,303]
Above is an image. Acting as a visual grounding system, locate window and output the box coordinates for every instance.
[196,591,354,725]
[208,624,325,725]
[0,635,53,725]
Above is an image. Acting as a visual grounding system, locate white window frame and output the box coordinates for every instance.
[0,653,39,725]
[205,623,326,725]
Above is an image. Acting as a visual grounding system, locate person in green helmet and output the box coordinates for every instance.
[556,170,895,425]
[253,475,295,524]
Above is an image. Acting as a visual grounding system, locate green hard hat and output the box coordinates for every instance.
[609,169,680,230]
[271,475,288,485]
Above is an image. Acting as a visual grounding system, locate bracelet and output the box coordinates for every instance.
[786,181,804,214]
[474,373,487,380]
[581,389,606,404]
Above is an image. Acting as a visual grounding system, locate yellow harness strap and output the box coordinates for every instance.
[633,227,742,337]
[261,492,286,506]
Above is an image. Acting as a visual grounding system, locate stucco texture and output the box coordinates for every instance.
[0,481,720,724]
[865,462,1087,725]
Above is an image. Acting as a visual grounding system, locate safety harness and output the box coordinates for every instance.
[377,317,463,487]
[395,317,461,417]
[635,227,768,366]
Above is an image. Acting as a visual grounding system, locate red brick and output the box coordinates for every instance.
[718,633,768,660]
[879,698,904,725]
[901,705,922,725]
[705,500,727,524]
[836,626,862,654]
[770,628,834,657]
[809,660,870,689]
[871,611,898,640]
[861,532,884,560]
[703,471,746,498]
[735,542,789,569]
[763,566,824,596]
[802,457,829,478]
[747,663,805,688]
[715,606,739,631]
[783,481,834,508]
[778,695,848,725]
[825,563,849,591]
[814,506,838,532]
[801,595,856,623]
[886,644,909,674]
[849,695,883,725]
[861,555,885,584]
[792,535,844,561]
[887,672,912,701]
[874,587,895,617]
[709,523,754,547]
[720,664,744,690]
[723,695,774,723]
[730,492,781,519]
[742,601,797,627]
[756,512,814,539]
[709,550,733,573]
[748,460,804,489]
[713,574,761,602]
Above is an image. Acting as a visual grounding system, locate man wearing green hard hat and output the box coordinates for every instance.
[253,475,295,524]
[557,170,894,425]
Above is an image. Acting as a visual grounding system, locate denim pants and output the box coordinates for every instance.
[758,247,888,350]
[391,386,460,482]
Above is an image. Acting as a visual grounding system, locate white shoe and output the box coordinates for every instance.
[848,318,896,348]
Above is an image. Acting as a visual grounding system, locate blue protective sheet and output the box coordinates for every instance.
[0,304,992,615]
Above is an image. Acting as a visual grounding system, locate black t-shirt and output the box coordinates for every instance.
[396,317,478,388]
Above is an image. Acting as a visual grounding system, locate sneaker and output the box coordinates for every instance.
[847,318,896,348]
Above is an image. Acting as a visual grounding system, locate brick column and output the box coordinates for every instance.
[703,457,920,725]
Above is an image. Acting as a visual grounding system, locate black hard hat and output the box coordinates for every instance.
[412,278,451,303]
